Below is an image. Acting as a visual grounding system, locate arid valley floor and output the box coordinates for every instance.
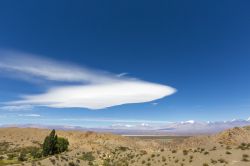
[1,127,250,166]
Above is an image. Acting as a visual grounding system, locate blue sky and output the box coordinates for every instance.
[0,0,250,127]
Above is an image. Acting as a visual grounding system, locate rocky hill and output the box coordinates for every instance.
[0,126,250,165]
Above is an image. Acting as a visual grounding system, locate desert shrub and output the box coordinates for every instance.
[103,159,111,166]
[18,151,27,161]
[203,163,209,166]
[183,150,188,155]
[50,158,57,165]
[0,142,10,153]
[162,156,166,162]
[140,150,147,155]
[68,161,78,166]
[242,158,249,162]
[225,151,231,155]
[204,151,209,155]
[61,155,68,161]
[81,152,95,161]
[238,142,250,150]
[56,137,69,153]
[242,154,249,162]
[118,146,129,151]
[172,150,177,153]
[7,153,17,160]
[30,147,42,159]
[88,161,94,166]
[210,159,217,164]
[0,156,4,160]
[218,158,227,163]
[243,154,249,158]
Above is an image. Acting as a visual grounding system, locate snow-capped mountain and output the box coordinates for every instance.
[1,119,250,136]
[107,119,250,135]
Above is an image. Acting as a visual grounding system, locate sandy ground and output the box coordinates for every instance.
[0,127,250,166]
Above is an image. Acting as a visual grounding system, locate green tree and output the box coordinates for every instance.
[42,129,69,156]
[42,129,57,156]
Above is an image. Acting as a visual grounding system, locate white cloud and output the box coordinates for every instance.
[0,51,176,109]
[18,114,41,117]
[0,51,117,84]
[11,81,175,109]
[151,102,158,106]
[0,105,33,111]
[117,72,128,77]
[56,118,173,124]
[247,117,250,121]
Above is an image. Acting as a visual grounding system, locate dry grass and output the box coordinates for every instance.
[0,126,250,165]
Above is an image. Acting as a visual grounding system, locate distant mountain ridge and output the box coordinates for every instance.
[1,119,250,136]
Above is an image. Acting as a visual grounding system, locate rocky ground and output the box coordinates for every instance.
[0,126,250,166]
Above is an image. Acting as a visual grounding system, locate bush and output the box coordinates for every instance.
[18,152,27,161]
[243,154,249,158]
[30,147,42,159]
[218,158,227,163]
[56,137,69,153]
[118,146,129,151]
[183,150,188,155]
[204,151,209,155]
[7,153,17,160]
[81,152,95,162]
[172,150,177,153]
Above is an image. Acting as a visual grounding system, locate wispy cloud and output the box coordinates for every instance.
[56,117,173,124]
[151,102,158,106]
[117,72,128,77]
[18,114,41,117]
[0,50,176,109]
[0,105,33,111]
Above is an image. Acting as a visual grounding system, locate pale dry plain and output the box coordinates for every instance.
[0,126,250,166]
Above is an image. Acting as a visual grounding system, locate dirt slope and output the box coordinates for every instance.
[0,126,250,166]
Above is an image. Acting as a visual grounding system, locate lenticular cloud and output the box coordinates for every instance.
[0,51,176,109]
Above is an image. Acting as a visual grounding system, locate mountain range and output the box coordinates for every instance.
[1,119,250,136]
